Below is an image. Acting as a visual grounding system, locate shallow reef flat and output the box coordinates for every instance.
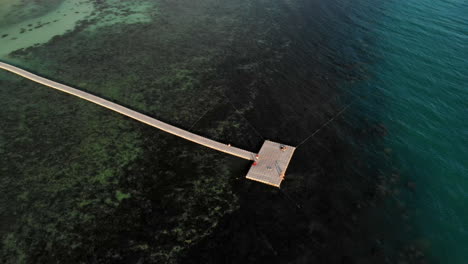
[0,0,156,58]
[1,0,259,263]
[0,0,93,57]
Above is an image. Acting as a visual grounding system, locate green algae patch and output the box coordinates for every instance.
[115,190,131,202]
[85,0,157,32]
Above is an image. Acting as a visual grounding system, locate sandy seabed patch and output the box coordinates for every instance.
[0,0,157,59]
[0,0,22,20]
[0,0,94,58]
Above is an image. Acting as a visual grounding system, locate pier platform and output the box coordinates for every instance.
[245,140,295,187]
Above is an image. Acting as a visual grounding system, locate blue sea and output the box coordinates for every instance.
[339,0,468,262]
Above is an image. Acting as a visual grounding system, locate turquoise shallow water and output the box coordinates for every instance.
[347,0,467,262]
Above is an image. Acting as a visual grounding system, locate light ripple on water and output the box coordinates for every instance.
[348,0,467,262]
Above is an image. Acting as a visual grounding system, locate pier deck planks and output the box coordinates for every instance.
[245,140,295,187]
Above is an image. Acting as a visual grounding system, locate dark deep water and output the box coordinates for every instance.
[1,0,467,263]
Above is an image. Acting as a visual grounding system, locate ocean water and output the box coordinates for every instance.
[0,0,467,263]
[350,0,468,264]
[341,0,468,262]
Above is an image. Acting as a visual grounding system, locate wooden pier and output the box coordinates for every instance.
[246,141,295,187]
[0,62,295,187]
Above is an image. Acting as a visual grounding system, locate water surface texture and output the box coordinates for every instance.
[0,0,466,263]
[351,0,468,262]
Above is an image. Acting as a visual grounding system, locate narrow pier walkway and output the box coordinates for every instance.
[0,62,295,187]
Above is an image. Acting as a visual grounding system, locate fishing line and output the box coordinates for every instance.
[222,92,265,140]
[295,85,385,149]
[296,101,354,148]
[279,189,303,210]
[188,104,217,132]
